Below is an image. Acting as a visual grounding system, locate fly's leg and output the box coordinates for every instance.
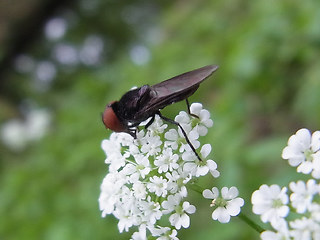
[127,128,137,139]
[127,115,156,138]
[157,111,202,161]
[145,115,155,129]
[186,98,199,119]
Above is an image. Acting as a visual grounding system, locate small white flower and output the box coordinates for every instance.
[140,134,162,156]
[203,186,244,223]
[139,198,162,225]
[183,144,217,177]
[309,203,320,222]
[289,179,320,213]
[175,111,191,125]
[101,137,126,171]
[282,128,320,175]
[130,224,147,240]
[251,184,289,225]
[164,129,179,150]
[189,102,214,136]
[260,229,290,240]
[154,148,179,173]
[169,201,196,229]
[165,170,189,197]
[99,172,127,216]
[147,176,168,197]
[132,182,147,200]
[162,194,181,214]
[113,207,137,233]
[260,217,291,240]
[164,124,200,154]
[149,226,179,240]
[289,217,320,240]
[155,228,179,240]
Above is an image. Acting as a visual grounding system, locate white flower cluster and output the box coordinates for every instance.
[251,128,320,240]
[99,103,221,239]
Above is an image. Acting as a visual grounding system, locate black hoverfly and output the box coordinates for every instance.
[102,65,218,160]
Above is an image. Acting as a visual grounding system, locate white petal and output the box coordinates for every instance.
[311,131,320,152]
[277,205,289,217]
[190,102,202,115]
[198,125,208,136]
[207,159,217,169]
[199,109,210,120]
[203,189,215,199]
[211,187,220,198]
[222,186,239,199]
[200,144,211,158]
[180,213,190,228]
[196,165,209,176]
[165,129,178,140]
[185,203,196,214]
[212,207,230,223]
[297,161,313,174]
[183,162,195,173]
[203,118,213,128]
[226,198,244,216]
[189,129,199,140]
[295,128,311,149]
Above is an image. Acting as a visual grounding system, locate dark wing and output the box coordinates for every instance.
[136,65,218,115]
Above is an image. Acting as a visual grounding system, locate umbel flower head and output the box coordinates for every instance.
[99,103,220,239]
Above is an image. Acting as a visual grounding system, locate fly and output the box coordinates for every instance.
[102,65,219,161]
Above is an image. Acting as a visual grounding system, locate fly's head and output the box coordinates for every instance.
[102,101,127,133]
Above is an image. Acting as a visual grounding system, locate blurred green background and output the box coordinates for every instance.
[1,0,320,239]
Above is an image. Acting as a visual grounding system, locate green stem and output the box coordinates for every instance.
[188,183,205,194]
[238,212,265,233]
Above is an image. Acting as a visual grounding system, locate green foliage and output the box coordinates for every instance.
[1,0,320,239]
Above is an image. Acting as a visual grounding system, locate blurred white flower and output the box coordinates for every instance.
[282,128,320,177]
[129,45,150,66]
[45,17,67,40]
[290,217,320,240]
[79,35,104,66]
[260,231,289,240]
[203,186,244,223]
[289,179,320,213]
[1,108,51,151]
[251,184,289,225]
